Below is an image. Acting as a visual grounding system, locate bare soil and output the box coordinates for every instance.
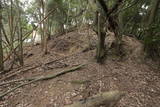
[0,28,160,107]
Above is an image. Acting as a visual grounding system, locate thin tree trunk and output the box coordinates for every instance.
[0,1,4,71]
[1,23,10,45]
[118,11,124,33]
[17,1,24,66]
[96,13,106,63]
[38,6,44,50]
[47,18,51,40]
[42,0,48,54]
[10,0,14,51]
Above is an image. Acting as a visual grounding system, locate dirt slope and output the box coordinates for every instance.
[0,29,160,107]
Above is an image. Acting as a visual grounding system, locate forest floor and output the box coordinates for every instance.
[0,28,160,107]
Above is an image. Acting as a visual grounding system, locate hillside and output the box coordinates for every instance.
[0,29,160,107]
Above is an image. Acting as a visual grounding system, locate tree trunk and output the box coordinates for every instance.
[16,0,24,66]
[0,1,4,71]
[97,0,123,56]
[10,0,14,52]
[147,0,160,26]
[47,19,51,40]
[43,0,49,54]
[96,13,106,63]
[144,0,160,58]
[38,2,44,50]
[118,11,124,33]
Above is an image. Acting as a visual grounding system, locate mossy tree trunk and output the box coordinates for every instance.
[144,0,160,58]
[93,0,108,63]
[109,16,122,55]
[96,12,106,63]
[147,0,160,27]
[97,0,123,56]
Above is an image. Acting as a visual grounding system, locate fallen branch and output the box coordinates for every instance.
[1,51,83,81]
[0,64,30,75]
[0,78,35,86]
[0,65,39,81]
[0,64,85,99]
[65,91,125,107]
[0,78,40,100]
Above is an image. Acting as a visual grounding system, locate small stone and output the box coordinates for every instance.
[45,91,48,94]
[65,98,72,105]
[71,92,77,97]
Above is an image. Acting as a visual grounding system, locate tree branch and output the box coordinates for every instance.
[108,0,123,15]
[97,0,109,17]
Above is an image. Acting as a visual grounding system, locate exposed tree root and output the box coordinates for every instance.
[0,65,39,81]
[0,64,85,99]
[0,52,82,81]
[65,91,125,107]
[0,78,35,86]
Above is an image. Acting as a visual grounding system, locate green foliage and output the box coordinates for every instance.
[47,0,63,11]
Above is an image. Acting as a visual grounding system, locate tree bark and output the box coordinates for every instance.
[147,0,160,26]
[0,1,4,71]
[144,0,160,58]
[96,12,106,63]
[97,0,123,55]
[16,0,24,66]
[9,0,14,52]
